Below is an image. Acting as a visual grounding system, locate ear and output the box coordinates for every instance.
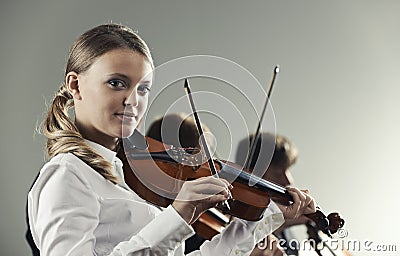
[65,71,82,100]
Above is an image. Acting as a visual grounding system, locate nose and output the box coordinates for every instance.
[124,89,139,107]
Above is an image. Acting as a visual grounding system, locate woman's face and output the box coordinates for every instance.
[70,48,153,149]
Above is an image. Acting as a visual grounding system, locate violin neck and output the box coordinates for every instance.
[217,162,293,204]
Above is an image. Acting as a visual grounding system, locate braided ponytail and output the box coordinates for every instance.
[43,84,118,183]
[41,23,153,183]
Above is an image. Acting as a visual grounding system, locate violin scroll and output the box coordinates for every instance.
[305,209,344,237]
[306,213,348,256]
[327,212,345,234]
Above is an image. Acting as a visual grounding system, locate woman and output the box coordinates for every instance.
[27,23,315,255]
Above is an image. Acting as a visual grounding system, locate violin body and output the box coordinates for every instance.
[191,208,229,240]
[118,133,344,239]
[119,135,271,221]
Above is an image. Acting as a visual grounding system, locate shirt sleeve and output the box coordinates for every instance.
[187,201,284,256]
[115,206,194,255]
[28,158,194,256]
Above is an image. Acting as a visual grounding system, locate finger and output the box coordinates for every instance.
[284,188,303,219]
[193,177,232,197]
[193,177,231,190]
[288,187,306,200]
[301,189,310,194]
[290,188,317,215]
[198,194,228,211]
[271,246,285,256]
[287,187,302,206]
[209,194,229,205]
[220,178,233,189]
[190,183,231,199]
[303,193,316,214]
[212,178,233,198]
[288,187,308,209]
[269,239,280,254]
[294,188,316,214]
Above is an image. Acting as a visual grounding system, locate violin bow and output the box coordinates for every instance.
[243,65,279,170]
[184,78,230,210]
[240,66,345,237]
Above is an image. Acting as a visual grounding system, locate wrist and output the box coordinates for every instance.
[172,200,196,224]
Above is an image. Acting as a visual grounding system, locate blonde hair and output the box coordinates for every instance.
[43,24,153,183]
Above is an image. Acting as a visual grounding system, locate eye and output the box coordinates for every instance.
[137,84,151,95]
[107,79,127,89]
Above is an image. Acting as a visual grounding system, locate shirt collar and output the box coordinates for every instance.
[85,140,117,163]
[84,139,124,180]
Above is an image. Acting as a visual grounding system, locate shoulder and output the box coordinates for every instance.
[30,153,106,196]
[42,153,91,182]
[27,154,104,236]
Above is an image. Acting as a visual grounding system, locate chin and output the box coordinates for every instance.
[120,126,136,139]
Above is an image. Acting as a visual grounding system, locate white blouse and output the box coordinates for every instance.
[28,140,284,256]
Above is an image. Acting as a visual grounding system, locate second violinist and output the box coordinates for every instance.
[237,133,348,256]
[237,132,305,256]
[27,23,316,256]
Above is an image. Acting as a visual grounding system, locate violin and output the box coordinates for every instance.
[119,73,344,241]
[306,221,352,256]
[117,132,344,239]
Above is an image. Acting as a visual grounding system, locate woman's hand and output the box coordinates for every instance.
[276,187,316,220]
[172,176,232,225]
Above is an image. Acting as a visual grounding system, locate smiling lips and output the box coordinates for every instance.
[115,112,137,122]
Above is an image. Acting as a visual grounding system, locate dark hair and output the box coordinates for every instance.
[236,132,298,171]
[146,113,210,148]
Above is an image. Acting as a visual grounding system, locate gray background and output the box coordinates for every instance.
[1,1,399,255]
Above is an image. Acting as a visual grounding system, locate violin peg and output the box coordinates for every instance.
[327,212,345,234]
